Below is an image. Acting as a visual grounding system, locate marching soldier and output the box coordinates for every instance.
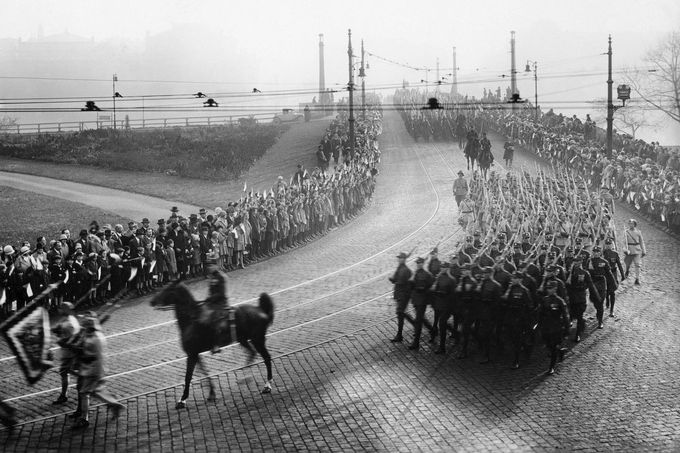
[603,238,625,316]
[566,255,600,342]
[588,246,615,328]
[538,280,570,375]
[433,260,457,354]
[408,257,435,351]
[452,171,469,208]
[501,271,534,369]
[454,263,478,359]
[389,252,412,343]
[476,266,502,363]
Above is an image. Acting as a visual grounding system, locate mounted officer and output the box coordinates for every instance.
[204,267,231,353]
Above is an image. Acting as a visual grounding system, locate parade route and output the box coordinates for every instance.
[2,111,680,452]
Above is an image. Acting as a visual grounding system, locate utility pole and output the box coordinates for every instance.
[318,34,325,108]
[450,46,458,96]
[606,34,614,158]
[360,39,366,120]
[510,31,518,111]
[112,74,118,129]
[347,29,355,157]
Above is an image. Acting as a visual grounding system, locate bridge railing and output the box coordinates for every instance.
[4,112,279,135]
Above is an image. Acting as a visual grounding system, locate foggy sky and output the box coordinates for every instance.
[2,0,680,143]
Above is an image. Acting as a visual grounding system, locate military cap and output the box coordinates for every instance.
[513,242,521,248]
[523,232,531,239]
[604,239,613,245]
[199,208,207,214]
[540,244,548,250]
[473,230,481,237]
[458,170,464,176]
[546,264,557,272]
[497,233,506,240]
[545,280,558,289]
[415,257,425,264]
[430,247,438,254]
[592,246,602,252]
[465,235,474,241]
[565,246,574,253]
[573,254,583,262]
[547,251,556,258]
[396,252,408,259]
[574,237,583,244]
[157,219,166,225]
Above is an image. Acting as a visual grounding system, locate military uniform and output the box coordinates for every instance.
[588,247,615,327]
[502,275,534,369]
[566,257,600,342]
[476,269,503,363]
[408,259,435,350]
[389,253,412,342]
[432,266,457,354]
[603,240,625,315]
[454,269,478,358]
[538,284,570,374]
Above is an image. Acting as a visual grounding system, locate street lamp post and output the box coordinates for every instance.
[525,60,538,121]
[347,29,355,157]
[112,74,118,129]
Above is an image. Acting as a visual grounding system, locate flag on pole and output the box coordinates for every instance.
[128,267,138,282]
[63,270,69,284]
[0,289,5,307]
[243,181,247,192]
[0,301,53,384]
[24,284,33,298]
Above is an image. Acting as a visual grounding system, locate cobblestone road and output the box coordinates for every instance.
[1,111,679,452]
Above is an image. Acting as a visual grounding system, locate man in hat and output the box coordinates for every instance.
[476,266,502,363]
[454,263,478,359]
[198,208,208,223]
[432,258,457,354]
[588,246,615,328]
[51,302,81,405]
[538,280,570,375]
[388,252,413,343]
[72,312,124,429]
[501,271,534,369]
[566,255,599,342]
[452,171,469,208]
[408,257,435,351]
[602,239,625,316]
[623,218,646,285]
[458,194,476,230]
[204,268,230,353]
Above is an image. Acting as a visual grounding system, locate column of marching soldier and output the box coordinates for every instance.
[389,166,644,375]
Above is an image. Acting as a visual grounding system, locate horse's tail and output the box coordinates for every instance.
[258,293,274,325]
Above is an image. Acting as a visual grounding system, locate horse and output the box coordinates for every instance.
[478,147,494,179]
[464,136,479,171]
[150,281,274,409]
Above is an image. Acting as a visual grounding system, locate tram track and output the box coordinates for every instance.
[2,113,471,427]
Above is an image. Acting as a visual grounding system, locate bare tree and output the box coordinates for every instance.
[588,99,656,139]
[0,115,17,132]
[627,31,680,125]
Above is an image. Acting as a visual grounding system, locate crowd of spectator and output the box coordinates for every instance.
[475,108,680,235]
[0,106,383,320]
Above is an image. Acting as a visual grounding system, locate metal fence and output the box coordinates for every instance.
[3,112,280,135]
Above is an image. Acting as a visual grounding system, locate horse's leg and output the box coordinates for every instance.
[251,338,273,394]
[196,356,216,402]
[239,338,257,364]
[177,354,198,409]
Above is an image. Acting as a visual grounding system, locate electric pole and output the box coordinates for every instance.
[450,46,458,96]
[347,29,355,157]
[360,39,366,120]
[510,31,518,112]
[318,34,325,108]
[606,34,614,158]
[112,74,118,129]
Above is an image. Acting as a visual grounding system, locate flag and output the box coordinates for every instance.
[149,260,157,273]
[243,181,247,192]
[0,289,5,306]
[63,270,69,284]
[0,301,53,384]
[24,284,33,298]
[128,267,138,282]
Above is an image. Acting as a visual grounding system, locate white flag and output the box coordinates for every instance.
[24,284,33,298]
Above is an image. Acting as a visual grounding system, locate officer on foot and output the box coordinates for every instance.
[389,252,412,343]
[408,257,435,351]
[603,239,625,316]
[566,255,599,342]
[623,219,646,285]
[538,280,570,375]
[588,246,614,328]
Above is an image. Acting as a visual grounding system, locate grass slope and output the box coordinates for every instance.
[0,186,130,246]
[0,119,330,208]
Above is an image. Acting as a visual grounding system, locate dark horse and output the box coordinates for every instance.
[464,133,480,171]
[150,281,274,408]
